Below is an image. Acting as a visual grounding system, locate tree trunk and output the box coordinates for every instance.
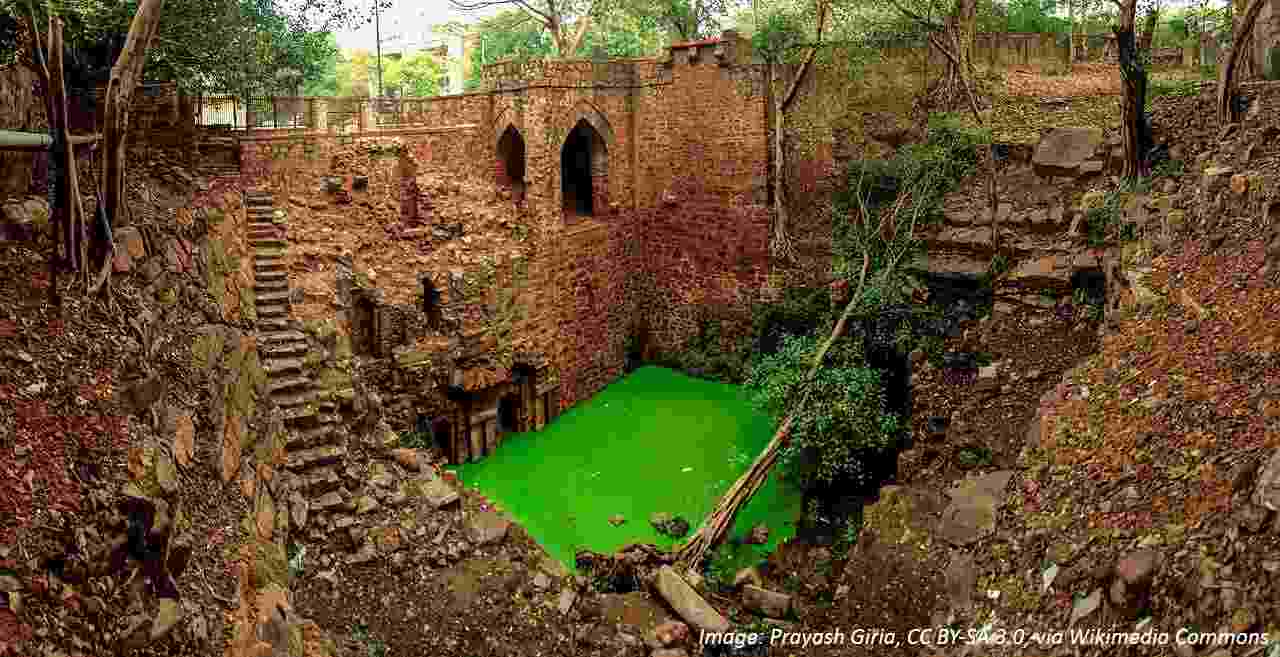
[1140,6,1161,52]
[931,0,978,111]
[1231,0,1260,80]
[1218,0,1271,123]
[46,19,86,280]
[103,0,166,232]
[1068,0,1077,67]
[770,67,795,262]
[767,0,827,263]
[677,250,872,570]
[1267,0,1280,78]
[1116,0,1148,180]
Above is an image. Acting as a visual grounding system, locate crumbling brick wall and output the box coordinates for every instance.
[244,31,780,423]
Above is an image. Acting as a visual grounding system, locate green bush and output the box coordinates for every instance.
[746,332,901,492]
[833,113,988,279]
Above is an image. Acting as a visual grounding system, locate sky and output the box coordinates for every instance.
[333,0,502,55]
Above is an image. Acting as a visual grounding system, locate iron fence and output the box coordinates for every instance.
[194,95,443,133]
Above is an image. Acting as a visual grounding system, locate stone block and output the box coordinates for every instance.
[1032,128,1104,178]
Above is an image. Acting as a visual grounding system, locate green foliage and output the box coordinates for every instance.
[751,7,807,63]
[351,624,387,657]
[704,540,761,592]
[1147,78,1199,105]
[1005,0,1069,33]
[457,6,669,91]
[286,542,306,579]
[626,0,728,42]
[1152,158,1184,178]
[400,431,433,449]
[383,49,446,97]
[988,252,1011,279]
[957,444,993,469]
[746,332,900,491]
[832,114,987,282]
[1084,185,1140,247]
[3,0,368,94]
[662,315,753,383]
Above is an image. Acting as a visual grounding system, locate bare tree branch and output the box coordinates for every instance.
[888,0,944,31]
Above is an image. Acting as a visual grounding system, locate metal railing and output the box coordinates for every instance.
[194,95,448,133]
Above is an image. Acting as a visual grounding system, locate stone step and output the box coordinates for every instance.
[296,467,343,495]
[254,246,286,259]
[267,375,311,394]
[248,222,278,232]
[250,237,287,249]
[257,330,307,345]
[257,318,290,331]
[248,228,280,240]
[254,257,286,272]
[287,424,335,450]
[255,269,287,282]
[286,445,347,472]
[272,388,317,408]
[310,491,348,513]
[257,304,289,319]
[261,343,309,361]
[254,316,288,330]
[254,278,289,293]
[263,357,304,376]
[281,404,318,423]
[245,201,273,210]
[256,291,291,305]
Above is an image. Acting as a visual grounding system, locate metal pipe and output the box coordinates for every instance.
[0,130,100,152]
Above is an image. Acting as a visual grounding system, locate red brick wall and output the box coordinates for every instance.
[245,34,778,415]
[239,125,481,194]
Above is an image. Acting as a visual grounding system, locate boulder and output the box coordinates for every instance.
[648,620,689,648]
[938,470,1015,547]
[419,477,460,509]
[652,566,729,634]
[1032,128,1104,178]
[733,567,763,589]
[741,584,792,617]
[1252,448,1280,511]
[390,448,420,471]
[466,511,510,545]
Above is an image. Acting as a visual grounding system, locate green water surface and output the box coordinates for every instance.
[452,366,801,571]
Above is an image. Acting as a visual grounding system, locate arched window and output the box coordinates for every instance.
[560,119,607,222]
[496,125,526,191]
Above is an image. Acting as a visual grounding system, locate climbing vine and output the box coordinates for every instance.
[465,256,498,300]
[487,287,526,369]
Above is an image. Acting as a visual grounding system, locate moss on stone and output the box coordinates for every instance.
[238,284,257,323]
[333,332,352,360]
[156,286,178,305]
[252,539,289,590]
[289,623,305,657]
[192,332,225,371]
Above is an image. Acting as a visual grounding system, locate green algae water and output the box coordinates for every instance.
[452,365,801,571]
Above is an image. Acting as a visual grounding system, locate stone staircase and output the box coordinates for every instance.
[244,189,349,531]
[197,129,242,178]
[914,162,1105,323]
